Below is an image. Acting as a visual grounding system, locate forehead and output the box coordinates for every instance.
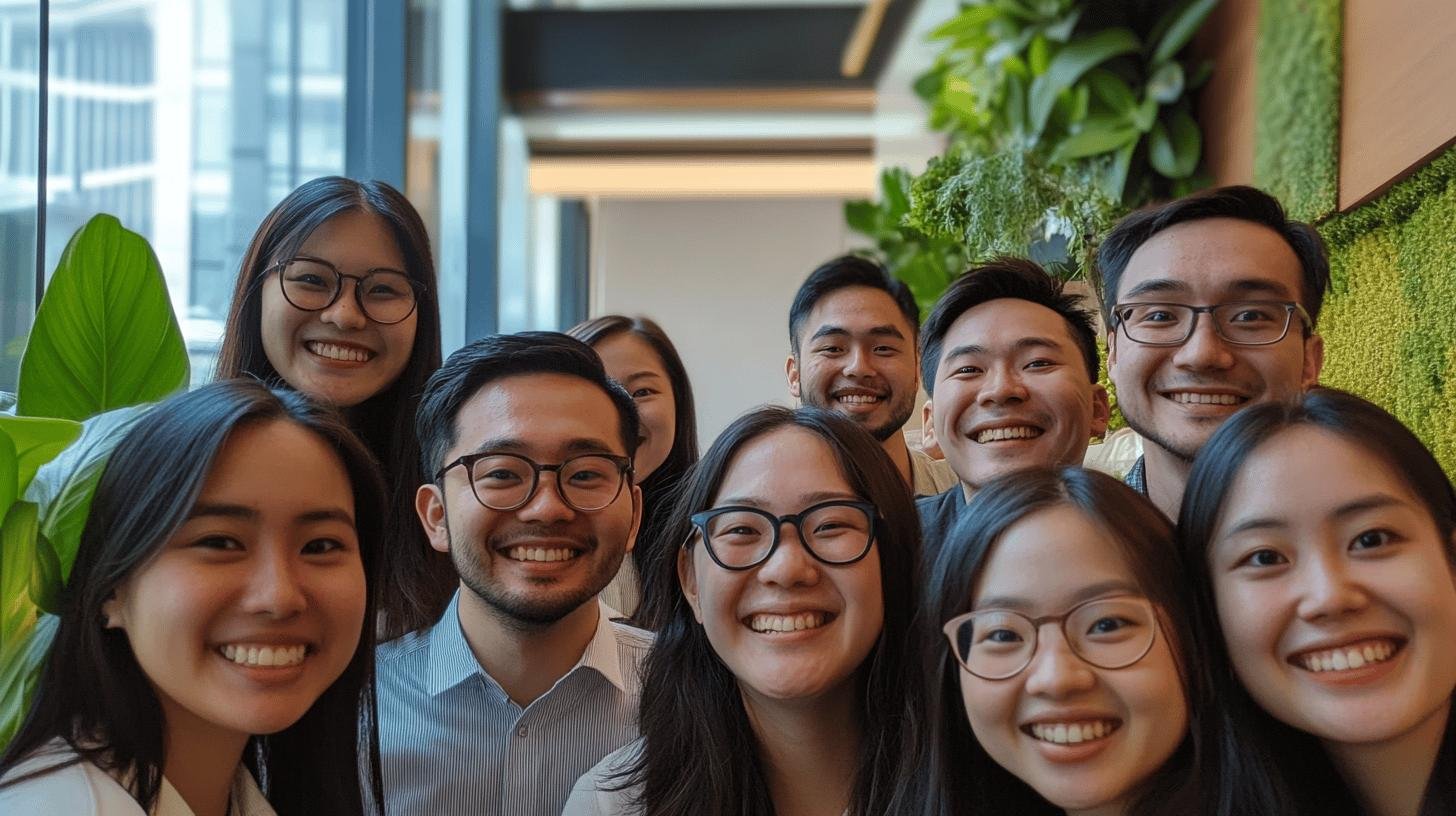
[451,372,625,457]
[973,505,1136,609]
[200,420,353,507]
[942,298,1080,355]
[593,332,667,378]
[297,210,406,270]
[802,286,914,336]
[1116,217,1303,303]
[713,427,855,508]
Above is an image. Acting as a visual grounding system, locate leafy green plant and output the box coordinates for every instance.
[1,214,189,748]
[845,169,969,315]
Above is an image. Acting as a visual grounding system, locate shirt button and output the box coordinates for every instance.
[516,726,528,737]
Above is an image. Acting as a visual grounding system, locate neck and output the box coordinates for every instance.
[1067,801,1130,816]
[456,586,601,706]
[159,701,250,816]
[882,430,911,486]
[1142,444,1192,520]
[1325,700,1450,816]
[743,682,861,816]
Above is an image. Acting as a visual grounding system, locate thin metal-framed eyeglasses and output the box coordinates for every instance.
[267,256,424,325]
[435,451,634,512]
[1110,300,1312,347]
[687,500,878,571]
[942,595,1159,680]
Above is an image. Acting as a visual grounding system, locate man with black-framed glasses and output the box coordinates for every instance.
[1099,185,1329,519]
[372,332,651,816]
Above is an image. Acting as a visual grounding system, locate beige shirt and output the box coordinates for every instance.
[909,446,958,497]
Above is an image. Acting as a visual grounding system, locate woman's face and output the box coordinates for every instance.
[259,209,418,408]
[1209,426,1456,747]
[959,505,1188,814]
[103,419,368,743]
[679,426,883,703]
[593,331,677,483]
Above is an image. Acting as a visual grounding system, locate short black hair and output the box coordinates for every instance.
[788,255,920,355]
[1096,185,1331,326]
[919,257,1100,394]
[415,332,641,476]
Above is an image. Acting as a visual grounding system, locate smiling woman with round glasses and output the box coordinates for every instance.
[563,405,928,816]
[919,466,1210,816]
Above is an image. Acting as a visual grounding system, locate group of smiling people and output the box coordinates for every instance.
[0,177,1451,816]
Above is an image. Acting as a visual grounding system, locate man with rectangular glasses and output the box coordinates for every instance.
[1099,185,1329,518]
[373,333,650,816]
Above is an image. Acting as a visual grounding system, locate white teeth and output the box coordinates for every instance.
[1169,392,1243,405]
[1299,639,1397,673]
[306,341,373,363]
[506,546,577,562]
[748,612,827,633]
[1028,720,1118,745]
[836,394,881,405]
[975,426,1042,443]
[219,643,307,667]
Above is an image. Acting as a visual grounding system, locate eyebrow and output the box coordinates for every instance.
[808,324,907,342]
[619,370,666,386]
[1218,493,1411,539]
[188,503,354,525]
[943,336,1069,360]
[712,490,860,510]
[975,579,1142,613]
[469,437,622,456]
[1121,276,1295,301]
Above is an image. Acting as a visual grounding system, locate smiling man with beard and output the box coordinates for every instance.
[916,258,1111,552]
[786,256,957,497]
[374,333,650,816]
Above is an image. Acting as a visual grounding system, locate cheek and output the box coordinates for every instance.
[1214,580,1282,677]
[259,289,298,370]
[960,674,1017,743]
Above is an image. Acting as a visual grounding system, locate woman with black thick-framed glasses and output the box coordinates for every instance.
[562,405,930,816]
[918,466,1215,816]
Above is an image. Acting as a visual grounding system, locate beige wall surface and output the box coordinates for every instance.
[591,197,857,445]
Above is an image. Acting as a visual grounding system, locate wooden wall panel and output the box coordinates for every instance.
[1192,0,1259,188]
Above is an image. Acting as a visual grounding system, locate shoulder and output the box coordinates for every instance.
[562,741,644,816]
[909,449,958,496]
[0,745,143,815]
[376,626,431,666]
[608,618,655,678]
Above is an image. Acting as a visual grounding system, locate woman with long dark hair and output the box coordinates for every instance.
[921,467,1206,816]
[1178,387,1456,816]
[563,405,926,815]
[567,315,699,621]
[0,380,384,816]
[215,176,446,639]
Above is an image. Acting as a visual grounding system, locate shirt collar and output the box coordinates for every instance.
[426,592,627,697]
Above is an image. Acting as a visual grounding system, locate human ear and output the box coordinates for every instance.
[416,483,451,555]
[101,593,126,630]
[785,354,801,400]
[920,400,941,457]
[624,484,643,555]
[678,546,704,624]
[1089,383,1111,438]
[1301,333,1325,389]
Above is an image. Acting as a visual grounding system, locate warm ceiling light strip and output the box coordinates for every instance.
[528,156,878,198]
[841,0,891,78]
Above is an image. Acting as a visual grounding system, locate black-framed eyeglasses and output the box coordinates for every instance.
[942,595,1159,680]
[435,452,633,512]
[1111,300,1312,347]
[687,500,878,571]
[267,256,424,325]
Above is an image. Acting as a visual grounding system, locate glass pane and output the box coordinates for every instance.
[42,0,345,386]
[0,2,41,394]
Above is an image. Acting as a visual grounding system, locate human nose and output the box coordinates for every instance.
[513,470,577,525]
[1295,551,1369,621]
[240,548,308,619]
[755,522,821,588]
[842,345,873,378]
[979,362,1028,405]
[1171,310,1236,371]
[1022,625,1097,697]
[318,277,369,330]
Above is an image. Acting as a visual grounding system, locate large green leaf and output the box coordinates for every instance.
[1149,107,1202,179]
[1150,0,1219,65]
[1028,28,1141,136]
[0,431,14,524]
[1053,119,1141,161]
[0,416,82,500]
[16,214,188,421]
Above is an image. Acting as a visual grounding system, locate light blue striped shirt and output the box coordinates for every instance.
[375,591,651,816]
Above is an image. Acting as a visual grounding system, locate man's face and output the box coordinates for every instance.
[787,286,919,442]
[1106,218,1324,463]
[928,298,1109,491]
[416,372,641,627]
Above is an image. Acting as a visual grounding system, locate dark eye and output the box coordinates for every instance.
[1139,309,1177,323]
[193,535,243,551]
[816,345,844,355]
[480,469,522,483]
[302,538,346,555]
[981,627,1024,644]
[1087,615,1134,635]
[1229,306,1278,323]
[631,387,657,399]
[954,365,982,376]
[1350,529,1394,551]
[1025,359,1053,369]
[1239,548,1288,568]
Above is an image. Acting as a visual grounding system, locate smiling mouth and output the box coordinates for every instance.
[745,611,833,634]
[218,644,309,668]
[504,546,582,563]
[1292,638,1403,673]
[974,425,1043,444]
[306,341,375,363]
[1163,391,1246,406]
[834,393,883,406]
[1023,719,1121,745]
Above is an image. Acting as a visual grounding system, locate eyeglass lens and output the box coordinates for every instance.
[467,453,624,511]
[1118,301,1292,345]
[949,597,1156,680]
[278,259,417,324]
[702,503,872,568]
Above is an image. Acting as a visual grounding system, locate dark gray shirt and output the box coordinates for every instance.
[916,486,966,559]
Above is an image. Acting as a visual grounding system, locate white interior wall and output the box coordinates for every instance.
[590,197,857,445]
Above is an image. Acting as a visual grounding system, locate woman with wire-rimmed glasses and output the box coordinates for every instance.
[216,176,446,640]
[918,466,1215,816]
[563,405,931,816]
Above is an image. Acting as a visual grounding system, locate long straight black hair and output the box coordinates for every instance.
[919,466,1208,816]
[215,176,448,639]
[1178,387,1456,816]
[616,405,928,814]
[0,380,385,816]
[567,315,700,625]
